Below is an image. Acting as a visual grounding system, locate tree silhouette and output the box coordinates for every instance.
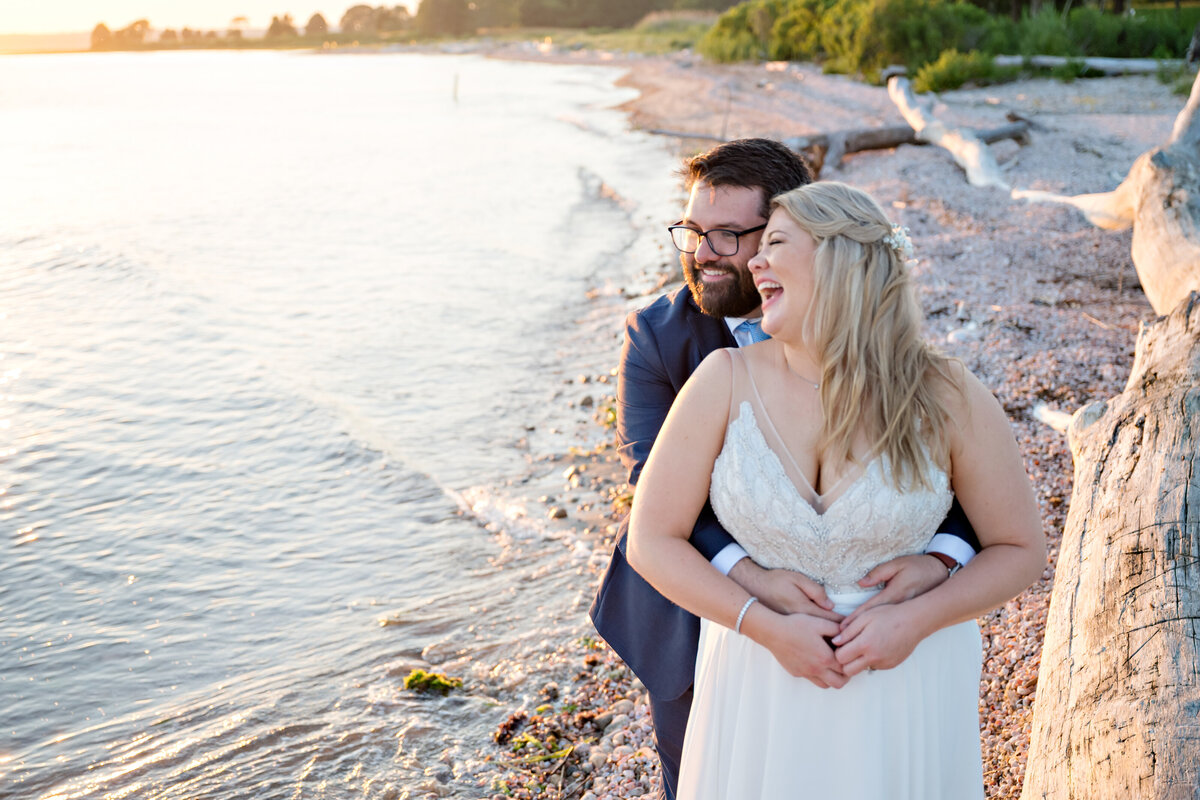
[416,0,470,35]
[266,14,299,38]
[90,23,113,50]
[376,6,412,31]
[340,4,377,33]
[112,19,150,46]
[159,28,179,44]
[305,12,329,36]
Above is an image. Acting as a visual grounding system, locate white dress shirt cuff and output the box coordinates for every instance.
[926,533,975,568]
[711,543,750,576]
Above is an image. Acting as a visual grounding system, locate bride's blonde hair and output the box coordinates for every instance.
[771,182,960,490]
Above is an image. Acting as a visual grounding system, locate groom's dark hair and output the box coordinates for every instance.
[682,138,814,218]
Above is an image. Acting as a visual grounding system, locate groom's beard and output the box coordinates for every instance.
[682,256,761,318]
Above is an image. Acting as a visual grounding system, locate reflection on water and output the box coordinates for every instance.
[0,51,677,797]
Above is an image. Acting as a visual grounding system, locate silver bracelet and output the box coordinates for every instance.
[734,596,758,634]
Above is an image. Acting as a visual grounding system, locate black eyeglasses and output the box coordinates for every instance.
[667,223,767,257]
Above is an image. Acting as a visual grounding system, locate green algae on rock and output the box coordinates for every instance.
[402,668,463,696]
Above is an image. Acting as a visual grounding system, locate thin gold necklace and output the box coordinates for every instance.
[782,349,820,390]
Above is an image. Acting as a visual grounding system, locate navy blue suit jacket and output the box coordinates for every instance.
[588,286,979,701]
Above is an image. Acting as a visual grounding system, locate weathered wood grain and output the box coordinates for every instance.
[1021,292,1200,800]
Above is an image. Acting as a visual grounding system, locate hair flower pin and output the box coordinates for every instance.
[883,224,915,264]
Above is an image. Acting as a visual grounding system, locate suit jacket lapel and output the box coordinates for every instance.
[685,299,737,372]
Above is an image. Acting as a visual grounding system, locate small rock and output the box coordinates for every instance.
[548,507,568,519]
[605,713,631,732]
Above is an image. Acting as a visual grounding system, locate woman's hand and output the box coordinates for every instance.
[743,606,848,689]
[830,602,930,677]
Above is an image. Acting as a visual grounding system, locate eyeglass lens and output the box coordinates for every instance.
[671,228,742,257]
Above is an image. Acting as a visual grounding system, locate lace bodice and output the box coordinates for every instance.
[709,350,952,595]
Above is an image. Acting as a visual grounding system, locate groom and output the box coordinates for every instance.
[589,138,980,799]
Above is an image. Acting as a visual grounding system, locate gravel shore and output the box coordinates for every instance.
[481,49,1177,800]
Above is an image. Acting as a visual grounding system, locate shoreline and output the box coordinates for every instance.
[478,52,1171,800]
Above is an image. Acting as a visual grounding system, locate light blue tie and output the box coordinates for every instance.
[737,319,770,345]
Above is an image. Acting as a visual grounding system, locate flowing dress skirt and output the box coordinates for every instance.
[676,589,986,800]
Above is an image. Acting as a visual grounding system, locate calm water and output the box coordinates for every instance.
[0,50,678,798]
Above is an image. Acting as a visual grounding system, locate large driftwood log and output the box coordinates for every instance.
[647,121,1029,176]
[782,120,1029,175]
[994,54,1188,75]
[887,76,1010,189]
[1020,292,1200,800]
[1016,70,1200,315]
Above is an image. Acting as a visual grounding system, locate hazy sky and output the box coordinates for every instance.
[1,1,417,34]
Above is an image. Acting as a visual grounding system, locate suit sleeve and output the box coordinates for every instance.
[615,311,737,562]
[932,497,982,560]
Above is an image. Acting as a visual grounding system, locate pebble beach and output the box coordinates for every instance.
[478,48,1178,800]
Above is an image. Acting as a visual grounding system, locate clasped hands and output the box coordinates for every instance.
[730,553,948,689]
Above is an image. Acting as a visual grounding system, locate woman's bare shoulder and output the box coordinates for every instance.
[678,347,736,406]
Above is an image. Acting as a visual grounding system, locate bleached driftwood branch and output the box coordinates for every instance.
[1009,185,1135,230]
[1031,402,1073,433]
[1016,70,1200,315]
[886,76,1010,190]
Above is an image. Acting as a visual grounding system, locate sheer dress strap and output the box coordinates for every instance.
[725,347,751,424]
[734,346,862,511]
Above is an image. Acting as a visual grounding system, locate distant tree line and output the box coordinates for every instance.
[90,0,744,49]
[91,5,424,49]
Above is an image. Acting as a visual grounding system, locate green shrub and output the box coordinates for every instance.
[698,0,784,61]
[912,47,1019,91]
[1064,6,1187,57]
[1014,7,1077,56]
[1050,56,1088,81]
[699,0,1190,84]
[769,0,837,60]
[1013,6,1188,59]
[818,0,1003,80]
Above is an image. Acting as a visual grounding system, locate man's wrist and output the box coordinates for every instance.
[926,551,959,576]
[727,556,762,592]
[712,543,750,576]
[927,533,975,568]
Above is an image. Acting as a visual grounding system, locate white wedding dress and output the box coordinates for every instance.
[676,349,985,800]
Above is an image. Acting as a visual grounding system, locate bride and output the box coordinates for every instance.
[627,181,1045,798]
